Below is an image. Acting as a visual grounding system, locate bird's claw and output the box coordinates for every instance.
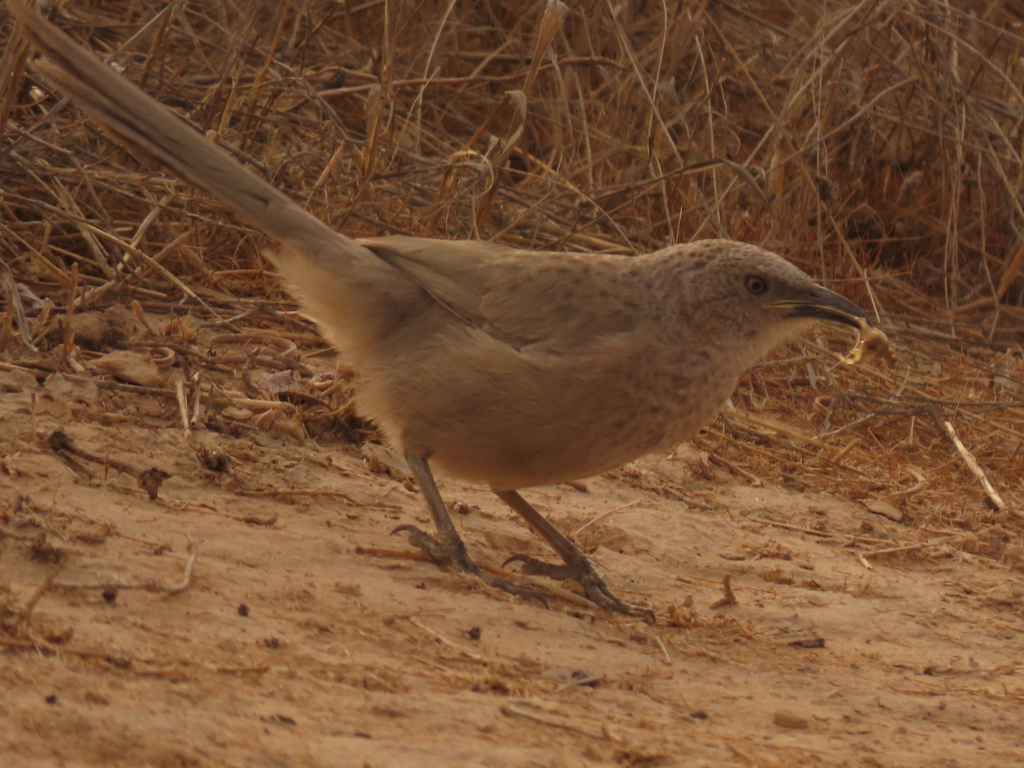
[392,525,547,607]
[504,553,655,622]
[391,524,452,566]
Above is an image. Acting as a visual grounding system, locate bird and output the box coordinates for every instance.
[7,0,870,617]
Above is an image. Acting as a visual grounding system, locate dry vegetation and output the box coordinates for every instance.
[2,1,1024,766]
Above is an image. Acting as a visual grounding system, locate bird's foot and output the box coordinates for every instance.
[391,525,547,607]
[391,524,453,565]
[503,553,655,622]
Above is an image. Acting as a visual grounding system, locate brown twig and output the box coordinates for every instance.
[18,558,67,625]
[407,617,484,661]
[501,701,610,740]
[47,430,171,500]
[940,420,1009,514]
[53,534,198,595]
[710,573,738,609]
[747,517,835,539]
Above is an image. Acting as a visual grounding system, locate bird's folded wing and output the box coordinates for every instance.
[360,236,639,351]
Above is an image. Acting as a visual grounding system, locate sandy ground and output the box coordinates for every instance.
[1,324,1023,768]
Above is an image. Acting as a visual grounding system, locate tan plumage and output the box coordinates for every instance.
[7,1,868,615]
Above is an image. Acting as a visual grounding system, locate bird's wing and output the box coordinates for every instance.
[360,236,639,351]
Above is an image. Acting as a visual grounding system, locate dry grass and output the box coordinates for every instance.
[2,0,1024,564]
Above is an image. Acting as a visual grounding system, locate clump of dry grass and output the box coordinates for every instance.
[2,0,1024,560]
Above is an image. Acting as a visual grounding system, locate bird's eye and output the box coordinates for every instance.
[745,275,768,295]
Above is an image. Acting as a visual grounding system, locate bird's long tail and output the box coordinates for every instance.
[6,0,421,353]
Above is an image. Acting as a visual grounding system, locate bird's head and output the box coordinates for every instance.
[661,240,867,359]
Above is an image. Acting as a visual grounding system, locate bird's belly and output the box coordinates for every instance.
[411,378,732,491]
[428,422,676,490]
[357,328,740,491]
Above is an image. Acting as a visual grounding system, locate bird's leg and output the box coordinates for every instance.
[394,454,474,569]
[496,490,654,621]
[393,454,546,606]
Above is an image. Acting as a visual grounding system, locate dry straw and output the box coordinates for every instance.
[1,0,1024,565]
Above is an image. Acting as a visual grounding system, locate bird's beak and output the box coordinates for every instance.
[767,286,867,329]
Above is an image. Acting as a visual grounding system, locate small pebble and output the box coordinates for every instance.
[772,709,809,729]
